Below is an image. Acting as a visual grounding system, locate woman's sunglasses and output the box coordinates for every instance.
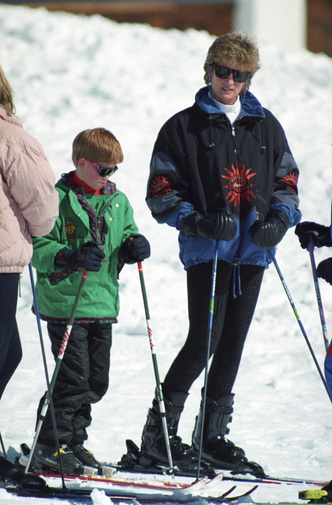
[211,64,250,83]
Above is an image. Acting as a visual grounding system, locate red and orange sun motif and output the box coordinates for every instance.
[221,162,257,206]
[280,171,298,192]
[150,174,173,197]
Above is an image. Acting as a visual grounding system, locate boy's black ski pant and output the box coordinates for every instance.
[37,321,112,446]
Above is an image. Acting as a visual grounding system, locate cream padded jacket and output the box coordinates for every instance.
[0,108,58,273]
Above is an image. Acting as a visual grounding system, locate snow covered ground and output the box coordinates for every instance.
[0,4,331,504]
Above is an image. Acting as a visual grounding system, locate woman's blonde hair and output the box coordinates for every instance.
[0,65,15,115]
[72,128,124,167]
[204,32,260,89]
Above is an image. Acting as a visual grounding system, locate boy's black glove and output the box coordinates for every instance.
[295,221,332,249]
[54,242,105,272]
[122,234,151,263]
[182,210,236,241]
[317,258,332,285]
[250,209,289,248]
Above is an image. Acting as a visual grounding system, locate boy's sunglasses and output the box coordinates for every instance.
[211,64,250,83]
[78,158,118,177]
[89,161,118,177]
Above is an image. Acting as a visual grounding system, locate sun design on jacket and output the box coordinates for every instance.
[221,162,257,206]
[280,171,298,192]
[150,174,173,197]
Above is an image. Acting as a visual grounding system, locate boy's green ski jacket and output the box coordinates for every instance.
[32,173,139,322]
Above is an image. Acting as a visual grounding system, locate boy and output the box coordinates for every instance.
[30,128,150,475]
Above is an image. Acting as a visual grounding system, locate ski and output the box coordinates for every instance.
[32,469,214,492]
[5,479,258,503]
[17,441,225,494]
[117,438,330,489]
[219,470,328,488]
[114,462,328,488]
[9,455,260,503]
[118,438,263,479]
[115,439,328,489]
[16,441,329,503]
[116,459,328,489]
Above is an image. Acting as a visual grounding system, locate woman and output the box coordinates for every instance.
[0,64,58,485]
[138,32,301,476]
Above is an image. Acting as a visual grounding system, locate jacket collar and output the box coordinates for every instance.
[195,86,265,120]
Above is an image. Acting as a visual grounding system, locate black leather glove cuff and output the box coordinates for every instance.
[250,210,289,248]
[182,212,204,236]
[271,209,290,229]
[182,211,236,241]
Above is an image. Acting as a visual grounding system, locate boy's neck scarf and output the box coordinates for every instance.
[62,171,116,245]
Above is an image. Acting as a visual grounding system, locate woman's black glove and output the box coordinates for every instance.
[317,258,332,285]
[182,211,236,241]
[295,221,332,249]
[54,242,105,272]
[250,209,289,248]
[122,234,151,263]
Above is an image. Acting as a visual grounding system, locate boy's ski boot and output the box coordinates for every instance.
[29,442,83,475]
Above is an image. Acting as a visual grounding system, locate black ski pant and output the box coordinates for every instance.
[37,322,112,446]
[162,260,264,400]
[0,273,22,400]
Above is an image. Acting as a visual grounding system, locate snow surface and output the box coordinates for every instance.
[0,4,331,504]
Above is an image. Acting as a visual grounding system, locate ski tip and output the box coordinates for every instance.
[299,488,332,503]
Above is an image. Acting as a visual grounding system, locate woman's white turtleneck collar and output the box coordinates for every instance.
[208,91,241,124]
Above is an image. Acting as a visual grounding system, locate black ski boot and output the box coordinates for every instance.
[192,393,265,477]
[139,392,214,476]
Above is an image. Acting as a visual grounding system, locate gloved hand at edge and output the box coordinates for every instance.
[317,257,332,285]
[295,221,332,249]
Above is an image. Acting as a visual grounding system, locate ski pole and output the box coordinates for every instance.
[25,269,89,473]
[307,237,330,352]
[271,253,332,403]
[26,264,66,487]
[137,262,174,475]
[196,241,219,480]
[0,431,6,459]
